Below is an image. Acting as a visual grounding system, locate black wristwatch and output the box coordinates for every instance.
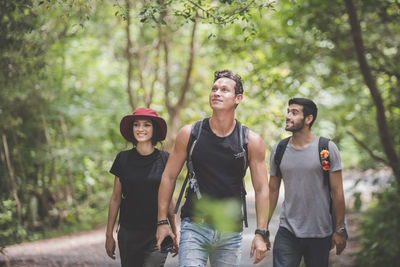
[255,229,270,242]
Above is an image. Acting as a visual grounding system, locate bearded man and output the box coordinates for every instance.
[269,98,347,267]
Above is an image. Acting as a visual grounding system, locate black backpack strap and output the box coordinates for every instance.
[318,137,330,187]
[318,137,335,230]
[238,122,249,228]
[274,137,290,178]
[318,137,348,239]
[174,120,204,214]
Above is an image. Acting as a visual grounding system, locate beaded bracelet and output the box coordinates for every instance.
[157,219,169,226]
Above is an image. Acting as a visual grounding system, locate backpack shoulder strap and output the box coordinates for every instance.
[236,122,249,161]
[174,120,204,214]
[318,137,348,238]
[238,122,249,227]
[241,123,249,146]
[274,137,290,178]
[318,136,330,185]
[186,120,204,155]
[318,136,330,152]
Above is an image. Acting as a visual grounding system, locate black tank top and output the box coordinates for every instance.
[181,118,246,220]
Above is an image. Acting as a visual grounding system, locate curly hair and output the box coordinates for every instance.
[213,70,243,94]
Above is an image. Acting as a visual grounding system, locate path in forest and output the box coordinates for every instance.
[1,169,390,267]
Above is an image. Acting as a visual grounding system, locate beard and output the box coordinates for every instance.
[285,118,306,133]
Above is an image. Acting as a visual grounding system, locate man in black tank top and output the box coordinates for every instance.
[157,70,271,266]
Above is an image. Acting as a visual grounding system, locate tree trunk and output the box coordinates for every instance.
[344,0,400,185]
[59,115,74,203]
[125,0,136,110]
[2,134,22,222]
[41,112,56,186]
[0,144,8,191]
[146,33,161,108]
[163,20,198,149]
[59,115,80,221]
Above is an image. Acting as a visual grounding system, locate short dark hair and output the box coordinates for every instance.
[288,98,318,129]
[129,120,160,146]
[214,70,243,94]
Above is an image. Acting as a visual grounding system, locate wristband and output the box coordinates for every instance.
[255,229,270,242]
[157,219,169,226]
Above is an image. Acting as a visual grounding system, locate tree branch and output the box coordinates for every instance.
[346,131,389,165]
[2,134,22,222]
[177,19,197,108]
[187,0,222,23]
[186,0,258,24]
[344,0,400,181]
[147,38,161,107]
[125,0,136,110]
[162,25,172,111]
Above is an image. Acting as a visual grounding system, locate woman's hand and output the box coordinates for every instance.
[105,235,116,259]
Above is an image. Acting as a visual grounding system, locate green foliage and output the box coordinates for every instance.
[355,185,400,267]
[193,196,242,232]
[1,0,399,252]
[136,0,275,40]
[138,0,275,25]
[0,200,27,247]
[0,0,116,247]
[221,0,400,170]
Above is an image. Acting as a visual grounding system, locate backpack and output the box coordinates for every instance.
[174,119,250,227]
[274,136,348,238]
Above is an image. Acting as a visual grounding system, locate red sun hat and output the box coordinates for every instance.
[120,108,167,142]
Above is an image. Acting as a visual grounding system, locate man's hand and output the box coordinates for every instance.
[156,224,176,252]
[105,235,116,259]
[331,232,346,255]
[250,234,268,264]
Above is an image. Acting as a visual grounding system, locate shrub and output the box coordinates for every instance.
[0,200,27,248]
[355,183,400,267]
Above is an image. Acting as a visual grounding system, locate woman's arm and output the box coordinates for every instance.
[105,176,122,259]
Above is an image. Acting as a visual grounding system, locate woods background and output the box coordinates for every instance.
[1,1,399,265]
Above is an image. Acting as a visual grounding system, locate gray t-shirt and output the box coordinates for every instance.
[269,136,342,238]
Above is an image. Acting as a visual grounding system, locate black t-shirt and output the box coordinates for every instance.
[181,119,246,221]
[110,148,168,231]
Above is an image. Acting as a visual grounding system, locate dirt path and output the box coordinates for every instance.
[0,191,359,267]
[0,225,120,267]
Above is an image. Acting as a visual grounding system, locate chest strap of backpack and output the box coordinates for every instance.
[174,120,203,214]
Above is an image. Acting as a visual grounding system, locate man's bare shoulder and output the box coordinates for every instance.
[177,124,192,139]
[247,130,266,158]
[173,124,192,151]
[248,130,265,147]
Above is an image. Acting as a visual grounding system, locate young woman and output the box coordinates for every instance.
[105,108,178,267]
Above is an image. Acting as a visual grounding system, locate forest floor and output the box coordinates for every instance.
[0,168,391,266]
[0,203,360,267]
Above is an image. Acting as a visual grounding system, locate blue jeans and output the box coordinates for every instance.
[273,227,332,267]
[179,217,242,267]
